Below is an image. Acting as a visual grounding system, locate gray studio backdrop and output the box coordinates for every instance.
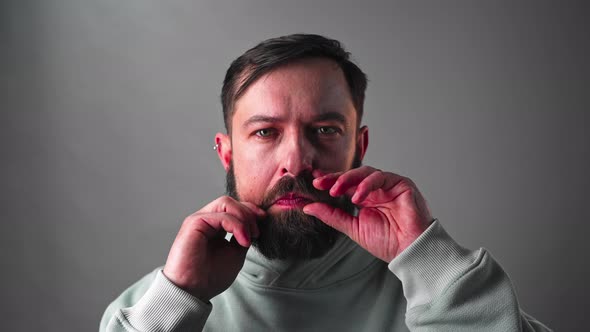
[2,1,588,331]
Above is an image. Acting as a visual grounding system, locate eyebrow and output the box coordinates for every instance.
[242,115,285,129]
[312,111,347,125]
[242,111,348,129]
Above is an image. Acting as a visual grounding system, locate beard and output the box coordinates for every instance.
[226,156,361,261]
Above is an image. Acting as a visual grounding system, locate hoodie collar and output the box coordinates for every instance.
[239,234,379,289]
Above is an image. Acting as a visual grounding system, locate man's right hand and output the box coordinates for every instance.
[163,196,265,302]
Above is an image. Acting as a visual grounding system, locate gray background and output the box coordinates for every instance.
[2,1,588,331]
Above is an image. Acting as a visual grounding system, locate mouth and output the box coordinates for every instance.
[272,192,314,209]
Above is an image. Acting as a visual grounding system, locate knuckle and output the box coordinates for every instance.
[215,195,238,213]
[382,170,395,178]
[399,178,415,192]
[403,177,416,187]
[183,213,200,225]
[180,214,210,234]
[218,195,235,206]
[361,166,378,175]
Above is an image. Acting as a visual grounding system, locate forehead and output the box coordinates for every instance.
[232,58,356,126]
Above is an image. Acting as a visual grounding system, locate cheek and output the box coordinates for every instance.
[321,155,353,172]
[319,140,358,171]
[232,148,277,202]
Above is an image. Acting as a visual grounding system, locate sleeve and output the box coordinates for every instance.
[388,219,553,332]
[99,269,212,332]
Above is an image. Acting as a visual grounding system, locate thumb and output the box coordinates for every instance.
[303,202,357,237]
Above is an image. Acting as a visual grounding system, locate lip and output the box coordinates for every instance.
[272,193,314,208]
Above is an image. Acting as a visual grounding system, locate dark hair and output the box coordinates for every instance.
[221,34,368,132]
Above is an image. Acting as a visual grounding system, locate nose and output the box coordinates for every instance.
[280,131,314,177]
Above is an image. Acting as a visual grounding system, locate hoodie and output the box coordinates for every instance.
[100,220,552,331]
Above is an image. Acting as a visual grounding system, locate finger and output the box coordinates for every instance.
[227,201,263,241]
[241,201,266,218]
[228,235,250,256]
[383,176,416,201]
[240,202,265,238]
[312,169,330,179]
[202,196,256,218]
[189,213,252,248]
[350,171,385,204]
[351,171,404,204]
[328,166,378,197]
[312,171,344,190]
[202,196,261,239]
[303,202,357,238]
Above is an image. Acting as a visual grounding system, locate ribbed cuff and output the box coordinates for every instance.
[117,270,212,332]
[388,219,482,309]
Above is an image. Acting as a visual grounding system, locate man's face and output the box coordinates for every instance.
[216,58,368,260]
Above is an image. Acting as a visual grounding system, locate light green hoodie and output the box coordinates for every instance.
[100,220,552,331]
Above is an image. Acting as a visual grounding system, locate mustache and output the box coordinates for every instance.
[260,171,336,210]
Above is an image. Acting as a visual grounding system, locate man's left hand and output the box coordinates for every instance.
[303,166,434,262]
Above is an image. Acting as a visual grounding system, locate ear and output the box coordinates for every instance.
[357,125,369,161]
[215,132,232,171]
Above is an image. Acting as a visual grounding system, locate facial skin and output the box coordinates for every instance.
[216,58,368,259]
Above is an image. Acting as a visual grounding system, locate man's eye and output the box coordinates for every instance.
[255,128,275,138]
[317,126,338,135]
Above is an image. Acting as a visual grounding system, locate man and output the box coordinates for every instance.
[100,34,551,331]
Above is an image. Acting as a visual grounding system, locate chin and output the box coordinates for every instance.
[252,209,340,260]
